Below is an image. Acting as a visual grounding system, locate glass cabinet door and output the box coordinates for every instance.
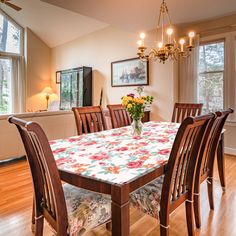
[60,73,72,110]
[59,67,91,110]
[71,71,78,108]
[78,70,83,107]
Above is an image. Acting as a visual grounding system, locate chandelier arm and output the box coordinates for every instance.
[136,0,195,64]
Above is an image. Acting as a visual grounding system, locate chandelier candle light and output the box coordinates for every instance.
[137,0,195,63]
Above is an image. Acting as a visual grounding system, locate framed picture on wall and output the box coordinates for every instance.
[56,71,61,84]
[111,57,149,87]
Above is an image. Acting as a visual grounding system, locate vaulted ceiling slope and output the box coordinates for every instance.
[2,0,236,48]
[1,0,108,48]
[42,0,236,32]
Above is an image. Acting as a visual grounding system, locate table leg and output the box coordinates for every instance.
[217,133,226,191]
[111,185,130,236]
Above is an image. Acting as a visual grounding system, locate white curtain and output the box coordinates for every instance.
[11,56,26,113]
[178,34,200,103]
[224,33,236,121]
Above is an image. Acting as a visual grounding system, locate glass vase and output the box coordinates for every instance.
[131,118,143,136]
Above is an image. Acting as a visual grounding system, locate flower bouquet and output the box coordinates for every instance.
[121,87,153,136]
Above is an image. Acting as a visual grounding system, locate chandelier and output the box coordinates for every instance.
[137,0,195,64]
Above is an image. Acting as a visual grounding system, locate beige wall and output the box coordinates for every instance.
[25,28,52,112]
[178,14,236,154]
[23,23,236,154]
[51,26,178,121]
[178,13,236,37]
[0,111,76,160]
[225,124,236,154]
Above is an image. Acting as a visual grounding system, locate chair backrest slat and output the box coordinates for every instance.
[195,108,233,187]
[85,113,94,132]
[90,113,96,132]
[8,117,68,234]
[72,106,107,135]
[172,103,203,123]
[107,104,132,128]
[122,109,129,126]
[80,113,88,133]
[161,113,215,213]
[30,132,55,215]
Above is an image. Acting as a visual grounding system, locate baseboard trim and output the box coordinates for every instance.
[225,147,236,156]
[0,156,26,166]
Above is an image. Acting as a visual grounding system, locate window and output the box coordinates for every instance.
[0,11,22,55]
[198,41,224,114]
[0,10,23,114]
[0,58,11,113]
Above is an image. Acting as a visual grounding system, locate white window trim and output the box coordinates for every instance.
[0,10,25,114]
[0,56,12,114]
[198,39,225,112]
[0,9,24,56]
[200,31,236,122]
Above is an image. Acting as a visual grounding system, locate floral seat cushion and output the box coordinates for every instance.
[130,175,164,219]
[63,184,111,236]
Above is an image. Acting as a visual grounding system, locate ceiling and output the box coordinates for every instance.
[0,0,108,47]
[42,0,236,33]
[1,0,236,48]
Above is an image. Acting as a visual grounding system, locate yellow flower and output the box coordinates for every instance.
[127,104,132,108]
[122,101,127,106]
[133,98,144,104]
[138,99,145,104]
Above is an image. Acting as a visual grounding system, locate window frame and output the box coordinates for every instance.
[0,9,24,57]
[0,56,12,114]
[199,32,236,121]
[198,39,225,113]
[0,10,24,114]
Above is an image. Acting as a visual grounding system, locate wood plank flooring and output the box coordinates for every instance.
[0,155,236,236]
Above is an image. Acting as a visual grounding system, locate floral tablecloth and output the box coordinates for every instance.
[50,122,180,185]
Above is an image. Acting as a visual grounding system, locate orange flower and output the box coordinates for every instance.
[143,164,155,169]
[107,166,120,174]
[71,163,89,173]
[139,155,149,161]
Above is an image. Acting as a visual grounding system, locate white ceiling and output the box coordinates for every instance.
[0,0,108,48]
[2,0,236,48]
[42,0,236,32]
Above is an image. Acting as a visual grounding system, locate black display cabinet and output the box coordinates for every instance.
[59,67,92,110]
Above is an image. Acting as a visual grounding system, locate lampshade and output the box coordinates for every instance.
[42,86,53,95]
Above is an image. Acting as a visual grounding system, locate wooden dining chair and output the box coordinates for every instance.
[107,104,131,128]
[131,113,215,236]
[8,116,111,236]
[171,103,203,123]
[193,108,233,228]
[72,106,107,135]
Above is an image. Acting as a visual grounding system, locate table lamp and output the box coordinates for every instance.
[42,86,53,109]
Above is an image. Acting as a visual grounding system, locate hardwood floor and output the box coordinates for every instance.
[0,155,236,236]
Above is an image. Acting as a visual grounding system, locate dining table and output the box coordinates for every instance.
[50,121,226,236]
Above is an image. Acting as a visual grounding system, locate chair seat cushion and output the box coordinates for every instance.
[63,184,111,236]
[130,175,164,219]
